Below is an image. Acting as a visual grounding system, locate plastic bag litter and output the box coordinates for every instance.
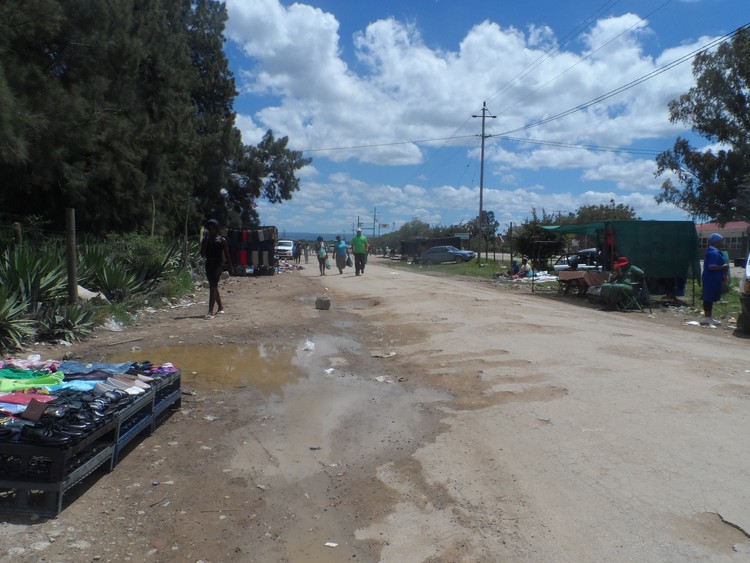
[302,340,315,351]
[102,317,124,332]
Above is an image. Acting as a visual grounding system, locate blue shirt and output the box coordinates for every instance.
[702,245,726,302]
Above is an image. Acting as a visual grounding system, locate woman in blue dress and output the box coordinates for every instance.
[701,232,729,326]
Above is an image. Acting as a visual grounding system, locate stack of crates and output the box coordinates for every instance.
[0,370,181,517]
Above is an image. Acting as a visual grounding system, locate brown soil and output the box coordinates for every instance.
[1,260,749,563]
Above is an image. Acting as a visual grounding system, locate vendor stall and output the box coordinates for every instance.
[0,357,181,516]
[544,220,702,303]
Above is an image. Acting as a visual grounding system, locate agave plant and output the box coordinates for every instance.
[78,243,111,288]
[0,246,68,312]
[96,260,143,302]
[36,301,95,343]
[0,288,35,352]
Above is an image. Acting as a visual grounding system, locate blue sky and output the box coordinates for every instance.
[223,0,747,238]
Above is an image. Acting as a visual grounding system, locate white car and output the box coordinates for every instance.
[275,239,294,259]
[553,248,602,272]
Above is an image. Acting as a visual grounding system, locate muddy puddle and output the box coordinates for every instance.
[107,342,305,395]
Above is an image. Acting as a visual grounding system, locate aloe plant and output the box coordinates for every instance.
[78,243,111,288]
[36,302,95,343]
[0,288,35,352]
[96,260,142,302]
[0,246,67,312]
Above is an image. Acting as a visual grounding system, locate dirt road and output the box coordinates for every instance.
[2,259,749,562]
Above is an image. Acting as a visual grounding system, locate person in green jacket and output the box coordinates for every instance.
[351,228,368,276]
[600,256,644,309]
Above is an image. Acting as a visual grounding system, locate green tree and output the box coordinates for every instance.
[512,208,565,267]
[230,131,311,228]
[565,200,639,223]
[186,0,243,228]
[0,1,310,236]
[655,28,750,223]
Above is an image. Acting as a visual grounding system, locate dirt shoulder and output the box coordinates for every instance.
[2,260,749,562]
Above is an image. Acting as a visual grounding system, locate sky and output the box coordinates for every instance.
[222,0,748,239]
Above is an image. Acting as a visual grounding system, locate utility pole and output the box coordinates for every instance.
[472,101,496,264]
[372,207,378,249]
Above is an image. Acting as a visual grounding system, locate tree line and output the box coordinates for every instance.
[0,0,310,236]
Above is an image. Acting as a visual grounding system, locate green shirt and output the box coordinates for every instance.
[352,234,367,253]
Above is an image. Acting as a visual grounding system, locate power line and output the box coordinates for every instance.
[493,24,749,137]
[485,0,626,107]
[297,24,747,160]
[491,0,675,118]
[494,135,661,156]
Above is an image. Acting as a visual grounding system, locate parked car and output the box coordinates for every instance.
[275,239,294,259]
[420,245,475,265]
[738,252,750,334]
[553,248,602,272]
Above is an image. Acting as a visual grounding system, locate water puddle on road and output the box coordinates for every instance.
[107,342,305,395]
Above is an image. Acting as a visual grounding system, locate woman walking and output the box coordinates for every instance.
[200,218,231,319]
[334,235,349,274]
[315,236,327,276]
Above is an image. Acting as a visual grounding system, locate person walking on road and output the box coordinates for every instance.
[701,232,729,326]
[200,218,231,319]
[352,228,368,276]
[315,236,327,276]
[334,235,350,274]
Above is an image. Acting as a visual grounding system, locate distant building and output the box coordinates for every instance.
[696,221,750,262]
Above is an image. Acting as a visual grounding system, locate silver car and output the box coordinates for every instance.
[420,245,476,265]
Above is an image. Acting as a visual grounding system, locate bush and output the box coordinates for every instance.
[0,246,67,312]
[36,302,95,343]
[104,233,177,282]
[0,288,35,352]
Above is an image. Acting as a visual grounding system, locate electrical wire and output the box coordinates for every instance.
[494,24,748,137]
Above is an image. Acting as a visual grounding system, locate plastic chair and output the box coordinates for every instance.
[616,282,652,313]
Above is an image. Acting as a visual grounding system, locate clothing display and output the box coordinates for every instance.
[0,356,182,517]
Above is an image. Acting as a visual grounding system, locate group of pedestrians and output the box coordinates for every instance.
[199,218,371,319]
[314,228,369,276]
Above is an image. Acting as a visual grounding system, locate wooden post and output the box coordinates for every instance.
[65,208,78,304]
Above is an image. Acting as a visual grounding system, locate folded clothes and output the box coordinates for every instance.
[0,373,65,392]
[59,360,134,375]
[0,392,57,404]
[0,358,61,372]
[0,367,57,380]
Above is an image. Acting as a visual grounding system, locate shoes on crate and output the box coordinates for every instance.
[114,373,151,389]
[107,377,144,394]
[20,424,72,446]
[44,405,68,418]
[93,381,117,395]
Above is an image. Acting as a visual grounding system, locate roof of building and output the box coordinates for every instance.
[695,221,750,233]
